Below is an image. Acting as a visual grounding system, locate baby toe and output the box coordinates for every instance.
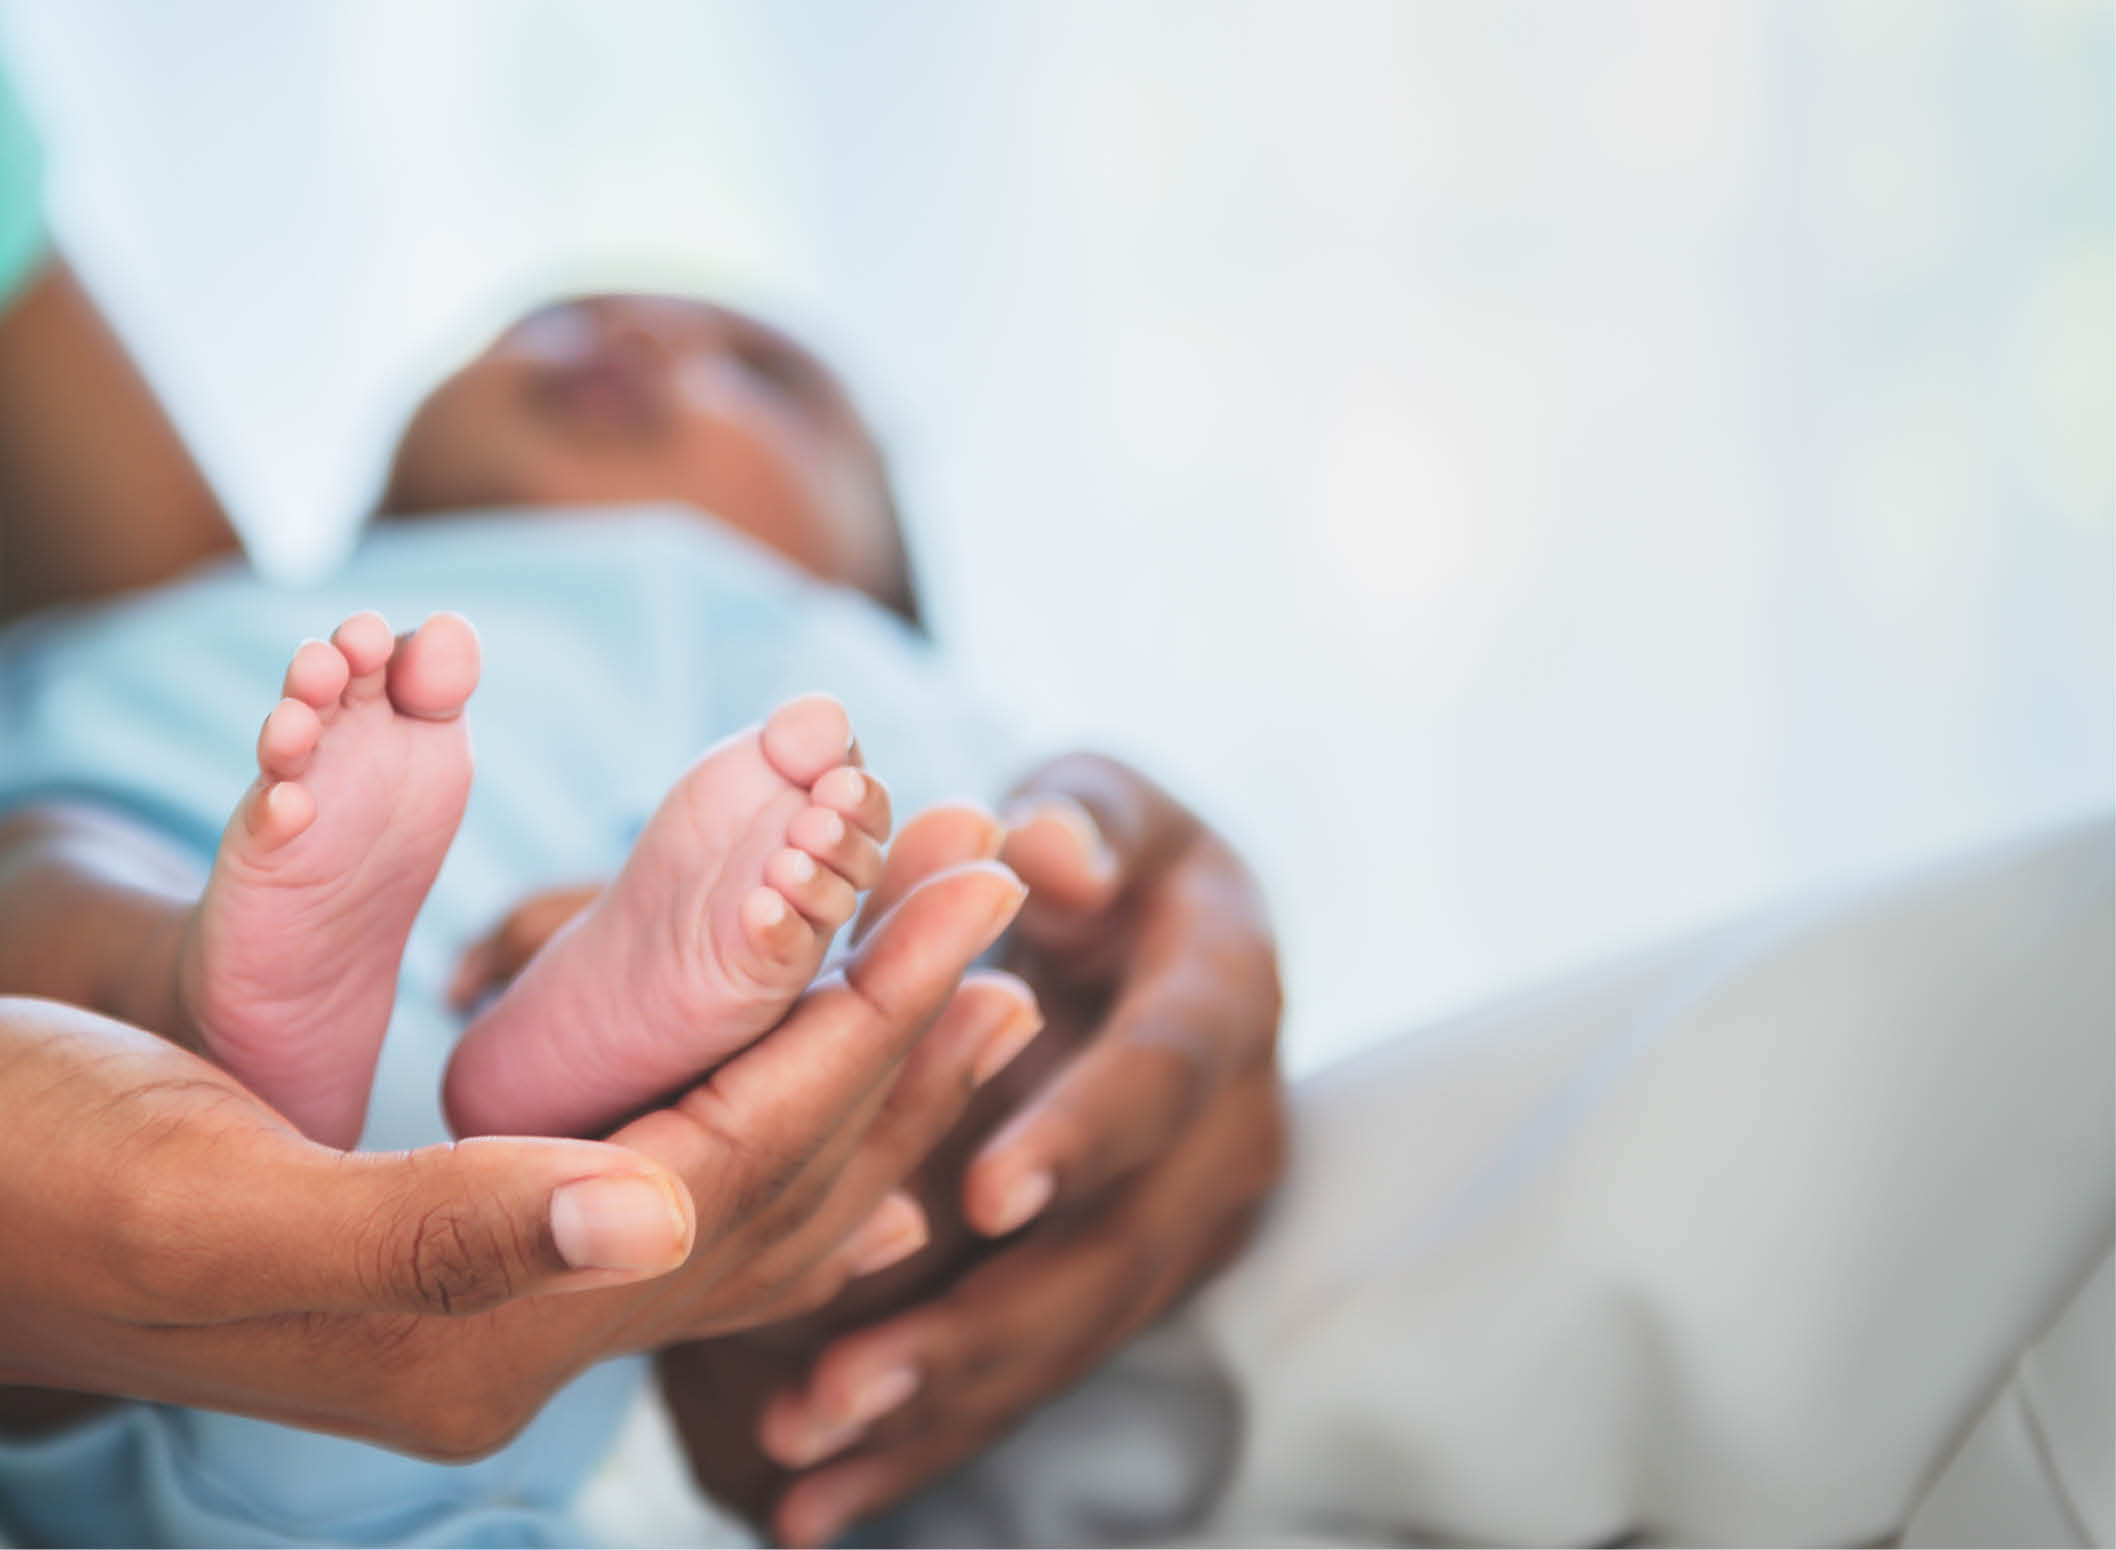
[256,698,323,780]
[741,886,815,966]
[787,803,884,892]
[766,847,859,931]
[281,639,351,709]
[331,611,397,698]
[810,765,892,842]
[759,695,854,787]
[387,611,482,720]
[244,779,316,850]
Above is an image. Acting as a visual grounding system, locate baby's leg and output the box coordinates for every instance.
[0,613,477,1149]
[443,695,888,1139]
[175,611,480,1147]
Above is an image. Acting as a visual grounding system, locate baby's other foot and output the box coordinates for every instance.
[178,611,479,1148]
[444,694,889,1139]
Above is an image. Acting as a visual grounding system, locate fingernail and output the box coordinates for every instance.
[991,1169,1054,1234]
[838,1365,919,1428]
[971,1003,1043,1087]
[1009,796,1117,879]
[783,1413,870,1469]
[550,1174,690,1272]
[847,1194,928,1277]
[978,865,1029,948]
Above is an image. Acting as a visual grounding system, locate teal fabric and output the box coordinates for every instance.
[0,505,1019,1546]
[0,54,47,306]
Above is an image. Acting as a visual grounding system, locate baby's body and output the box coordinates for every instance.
[0,506,1016,1543]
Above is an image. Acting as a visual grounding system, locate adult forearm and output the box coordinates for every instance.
[0,260,239,626]
[0,805,196,1045]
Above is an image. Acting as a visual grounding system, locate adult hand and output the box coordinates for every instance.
[459,767,1288,1545]
[0,847,1036,1461]
[720,756,1289,1544]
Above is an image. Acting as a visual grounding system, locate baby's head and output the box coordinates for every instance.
[379,293,917,621]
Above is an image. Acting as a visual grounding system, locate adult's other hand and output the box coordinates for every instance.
[674,757,1289,1544]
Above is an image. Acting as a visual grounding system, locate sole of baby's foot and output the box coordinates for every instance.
[177,610,481,1149]
[444,693,891,1139]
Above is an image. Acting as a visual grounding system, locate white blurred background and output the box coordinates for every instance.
[2,0,2107,1075]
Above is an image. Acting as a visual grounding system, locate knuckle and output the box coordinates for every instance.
[364,1185,523,1316]
[91,1085,261,1322]
[934,1305,1009,1387]
[100,1174,219,1322]
[102,1218,203,1322]
[679,1085,822,1237]
[1096,1037,1212,1157]
[783,1258,857,1322]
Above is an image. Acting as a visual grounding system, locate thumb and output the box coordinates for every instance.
[202,1134,697,1319]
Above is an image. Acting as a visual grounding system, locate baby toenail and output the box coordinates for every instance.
[785,851,817,884]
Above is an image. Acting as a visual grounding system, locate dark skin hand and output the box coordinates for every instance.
[0,846,1039,1460]
[453,757,1288,1546]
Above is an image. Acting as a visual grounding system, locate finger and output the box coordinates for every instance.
[763,1219,1110,1471]
[970,848,1280,1233]
[713,971,1043,1330]
[999,755,1172,921]
[851,802,1005,941]
[776,1428,977,1547]
[611,863,1024,1235]
[449,884,604,1008]
[999,794,1121,917]
[764,1208,1164,1535]
[961,974,1251,1235]
[766,1075,1284,1502]
[962,1008,1209,1235]
[833,1191,931,1281]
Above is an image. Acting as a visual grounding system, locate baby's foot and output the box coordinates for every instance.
[177,611,480,1149]
[443,694,889,1139]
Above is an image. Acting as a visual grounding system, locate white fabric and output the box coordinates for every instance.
[859,816,2113,1547]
